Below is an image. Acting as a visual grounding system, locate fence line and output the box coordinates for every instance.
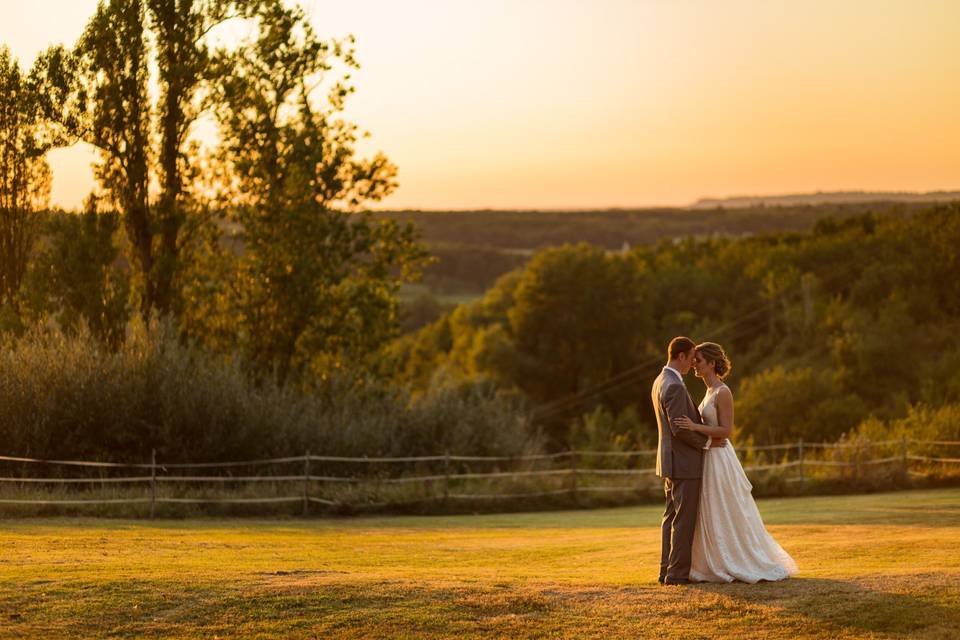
[0,476,153,484]
[160,456,308,469]
[0,497,154,505]
[738,443,797,451]
[908,454,960,464]
[2,439,959,513]
[0,454,150,468]
[801,440,901,449]
[154,475,306,483]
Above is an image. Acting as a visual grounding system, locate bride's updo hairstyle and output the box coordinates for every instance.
[696,342,732,379]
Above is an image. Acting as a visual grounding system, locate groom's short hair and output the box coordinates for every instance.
[667,336,696,360]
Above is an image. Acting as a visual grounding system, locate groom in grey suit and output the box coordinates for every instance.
[651,336,722,584]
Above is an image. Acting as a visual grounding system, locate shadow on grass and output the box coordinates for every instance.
[0,579,571,639]
[4,574,959,639]
[694,575,960,637]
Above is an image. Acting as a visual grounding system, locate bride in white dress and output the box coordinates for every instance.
[673,342,798,583]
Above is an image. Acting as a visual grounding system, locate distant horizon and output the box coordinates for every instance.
[39,187,960,214]
[364,189,960,213]
[6,0,960,212]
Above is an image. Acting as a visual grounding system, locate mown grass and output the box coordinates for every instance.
[2,488,959,638]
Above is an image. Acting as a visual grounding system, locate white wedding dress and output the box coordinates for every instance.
[690,384,798,583]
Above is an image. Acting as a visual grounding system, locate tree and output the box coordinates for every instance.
[148,0,253,318]
[25,197,130,347]
[34,0,251,319]
[0,47,51,316]
[508,244,650,404]
[390,244,652,444]
[181,1,428,384]
[735,366,867,444]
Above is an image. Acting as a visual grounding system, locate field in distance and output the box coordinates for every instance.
[2,487,959,638]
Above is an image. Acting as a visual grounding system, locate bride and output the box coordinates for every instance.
[673,342,798,583]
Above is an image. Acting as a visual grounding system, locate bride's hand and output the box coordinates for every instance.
[673,416,696,431]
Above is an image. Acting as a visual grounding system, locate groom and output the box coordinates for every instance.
[651,336,722,584]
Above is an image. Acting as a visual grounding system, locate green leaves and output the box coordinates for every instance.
[0,46,52,313]
[175,1,426,385]
[25,199,130,346]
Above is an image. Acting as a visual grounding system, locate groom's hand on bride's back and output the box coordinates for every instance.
[711,437,728,447]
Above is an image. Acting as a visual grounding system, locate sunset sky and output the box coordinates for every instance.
[4,0,959,210]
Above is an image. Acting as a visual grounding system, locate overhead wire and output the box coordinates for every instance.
[527,263,853,423]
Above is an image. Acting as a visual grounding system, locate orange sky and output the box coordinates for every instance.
[4,0,959,210]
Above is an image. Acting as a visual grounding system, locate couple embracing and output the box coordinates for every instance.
[652,337,798,584]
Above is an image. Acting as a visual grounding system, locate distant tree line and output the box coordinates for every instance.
[375,202,935,251]
[388,202,941,321]
[388,206,960,449]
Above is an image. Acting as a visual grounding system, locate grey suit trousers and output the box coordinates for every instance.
[660,476,701,583]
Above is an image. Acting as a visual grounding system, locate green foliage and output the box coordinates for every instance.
[178,1,429,385]
[392,245,653,446]
[419,243,528,295]
[23,200,130,346]
[854,403,960,444]
[399,292,452,334]
[393,205,960,448]
[32,0,256,318]
[59,0,154,315]
[0,46,50,315]
[379,202,948,305]
[735,366,866,443]
[377,202,931,254]
[570,405,653,467]
[0,323,528,464]
[508,244,650,403]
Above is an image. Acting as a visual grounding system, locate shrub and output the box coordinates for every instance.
[0,322,531,465]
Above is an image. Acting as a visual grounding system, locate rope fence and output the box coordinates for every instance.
[1,438,957,514]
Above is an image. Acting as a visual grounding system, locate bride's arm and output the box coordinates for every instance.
[674,417,726,437]
[674,388,734,438]
[713,387,734,439]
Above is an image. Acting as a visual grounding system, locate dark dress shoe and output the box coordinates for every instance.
[663,578,690,585]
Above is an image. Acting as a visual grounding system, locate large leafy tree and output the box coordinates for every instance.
[501,244,651,444]
[0,47,51,316]
[181,1,428,385]
[148,0,252,318]
[508,244,651,408]
[34,0,249,319]
[389,244,652,445]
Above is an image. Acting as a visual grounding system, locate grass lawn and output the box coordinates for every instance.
[2,488,959,638]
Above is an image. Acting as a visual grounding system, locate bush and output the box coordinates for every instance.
[570,405,654,469]
[736,366,867,444]
[0,322,531,465]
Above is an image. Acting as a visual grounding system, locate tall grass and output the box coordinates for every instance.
[0,322,531,466]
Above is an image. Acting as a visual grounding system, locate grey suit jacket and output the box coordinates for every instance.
[651,367,709,479]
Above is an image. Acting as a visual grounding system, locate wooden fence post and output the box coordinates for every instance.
[798,439,804,489]
[855,439,864,481]
[570,450,579,504]
[443,450,450,503]
[150,449,157,519]
[302,450,310,516]
[900,437,908,479]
